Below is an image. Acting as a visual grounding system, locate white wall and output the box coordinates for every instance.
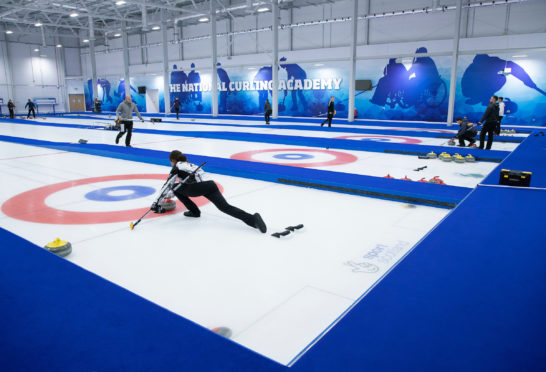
[0,28,81,114]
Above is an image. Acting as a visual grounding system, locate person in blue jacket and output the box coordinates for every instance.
[25,99,36,119]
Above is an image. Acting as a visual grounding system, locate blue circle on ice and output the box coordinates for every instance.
[361,138,390,142]
[273,153,314,160]
[85,185,156,201]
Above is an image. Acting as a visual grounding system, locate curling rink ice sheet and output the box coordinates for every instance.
[3,116,523,151]
[0,140,449,365]
[0,120,510,188]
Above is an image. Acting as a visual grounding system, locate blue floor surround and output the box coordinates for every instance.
[1,127,545,370]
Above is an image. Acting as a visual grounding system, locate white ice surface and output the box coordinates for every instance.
[0,139,449,365]
[0,120,506,188]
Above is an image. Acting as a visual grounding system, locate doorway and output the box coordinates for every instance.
[145,89,159,113]
[69,94,85,112]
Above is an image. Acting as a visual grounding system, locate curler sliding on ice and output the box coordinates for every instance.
[130,160,206,230]
[131,150,267,233]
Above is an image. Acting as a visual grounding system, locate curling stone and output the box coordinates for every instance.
[418,177,428,183]
[159,198,176,211]
[428,176,446,185]
[426,151,437,159]
[211,327,233,339]
[400,175,412,181]
[453,154,465,163]
[78,139,88,144]
[44,238,72,257]
[384,174,394,179]
[465,154,476,162]
[448,139,456,146]
[439,153,452,162]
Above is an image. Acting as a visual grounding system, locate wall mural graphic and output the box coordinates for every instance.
[168,59,349,117]
[455,53,546,125]
[84,50,546,125]
[356,48,451,122]
[84,76,164,113]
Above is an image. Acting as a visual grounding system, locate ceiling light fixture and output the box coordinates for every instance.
[198,17,209,22]
[512,54,528,58]
[83,39,89,43]
[34,48,39,52]
[257,7,270,12]
[69,12,78,17]
[115,1,126,6]
[56,44,62,48]
[5,30,13,34]
[152,25,160,30]
[35,22,42,27]
[114,33,121,37]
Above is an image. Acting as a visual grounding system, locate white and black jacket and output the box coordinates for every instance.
[169,161,207,184]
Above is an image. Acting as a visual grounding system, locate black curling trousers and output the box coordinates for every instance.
[321,113,333,127]
[116,120,133,146]
[479,121,496,150]
[173,180,256,227]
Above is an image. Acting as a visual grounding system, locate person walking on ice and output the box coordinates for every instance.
[25,99,36,119]
[115,94,144,147]
[320,96,335,127]
[152,150,267,233]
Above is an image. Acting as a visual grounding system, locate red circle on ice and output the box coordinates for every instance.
[1,174,220,225]
[333,134,422,144]
[230,148,357,167]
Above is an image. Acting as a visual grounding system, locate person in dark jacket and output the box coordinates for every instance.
[454,117,477,147]
[320,96,335,127]
[7,99,15,119]
[152,150,267,233]
[25,99,36,119]
[477,95,499,150]
[264,99,272,124]
[172,97,181,120]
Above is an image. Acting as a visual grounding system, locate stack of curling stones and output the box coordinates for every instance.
[44,238,72,257]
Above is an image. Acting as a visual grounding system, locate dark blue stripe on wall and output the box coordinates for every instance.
[0,135,470,208]
[0,228,285,371]
[0,119,510,162]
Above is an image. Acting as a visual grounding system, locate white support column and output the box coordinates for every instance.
[211,0,218,117]
[55,42,69,113]
[272,0,279,119]
[363,0,370,45]
[122,22,131,97]
[446,0,463,126]
[0,28,15,103]
[162,10,170,116]
[348,0,358,122]
[89,16,98,102]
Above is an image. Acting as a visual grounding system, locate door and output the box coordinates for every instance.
[69,94,85,112]
[145,89,159,113]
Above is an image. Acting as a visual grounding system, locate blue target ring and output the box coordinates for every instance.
[273,153,314,160]
[85,185,156,202]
